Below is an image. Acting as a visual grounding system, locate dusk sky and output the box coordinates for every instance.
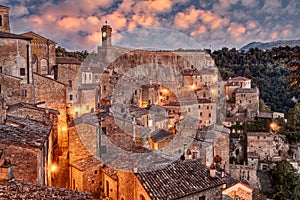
[1,0,300,51]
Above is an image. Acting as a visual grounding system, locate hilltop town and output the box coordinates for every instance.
[0,4,299,200]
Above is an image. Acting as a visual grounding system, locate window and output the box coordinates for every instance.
[69,95,73,101]
[240,100,242,104]
[257,136,260,139]
[207,106,209,110]
[199,196,205,200]
[0,15,2,26]
[188,107,191,112]
[203,93,206,98]
[21,89,27,96]
[0,66,2,73]
[94,170,97,174]
[91,180,94,184]
[200,112,202,116]
[208,113,211,117]
[135,90,137,95]
[20,68,25,76]
[68,80,72,87]
[106,181,109,196]
[198,105,201,109]
[0,84,1,93]
[249,100,252,104]
[103,85,106,92]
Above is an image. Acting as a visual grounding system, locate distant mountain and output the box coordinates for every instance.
[240,39,300,51]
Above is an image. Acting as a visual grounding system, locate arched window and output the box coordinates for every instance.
[41,58,48,75]
[32,54,38,72]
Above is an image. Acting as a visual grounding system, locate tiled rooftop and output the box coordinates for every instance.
[0,31,32,40]
[0,180,94,200]
[71,156,102,171]
[150,129,173,142]
[136,159,224,200]
[0,115,52,149]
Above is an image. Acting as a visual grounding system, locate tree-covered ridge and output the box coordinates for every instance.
[210,46,300,114]
[56,46,89,62]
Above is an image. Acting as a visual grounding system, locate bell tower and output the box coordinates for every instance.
[0,5,10,33]
[101,21,112,47]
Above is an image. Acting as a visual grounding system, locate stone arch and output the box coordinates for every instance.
[40,58,48,75]
[32,54,38,73]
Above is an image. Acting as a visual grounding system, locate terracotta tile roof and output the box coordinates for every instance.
[0,115,52,149]
[136,159,224,199]
[182,69,201,76]
[0,180,94,199]
[56,57,81,64]
[20,31,56,44]
[71,156,103,171]
[151,129,173,142]
[0,31,32,40]
[7,102,59,115]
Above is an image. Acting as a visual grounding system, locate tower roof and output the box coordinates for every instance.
[0,5,10,10]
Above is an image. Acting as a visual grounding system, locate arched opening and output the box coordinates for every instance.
[32,54,38,73]
[41,58,48,75]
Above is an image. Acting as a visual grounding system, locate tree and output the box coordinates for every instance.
[271,160,300,200]
[286,47,300,93]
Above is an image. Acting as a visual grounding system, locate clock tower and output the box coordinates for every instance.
[101,21,112,47]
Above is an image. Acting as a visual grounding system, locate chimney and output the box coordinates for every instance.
[0,156,14,181]
[133,163,138,173]
[209,163,216,178]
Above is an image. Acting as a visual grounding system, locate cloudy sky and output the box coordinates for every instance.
[1,0,299,51]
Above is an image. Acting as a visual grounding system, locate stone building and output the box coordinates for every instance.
[102,159,224,200]
[222,175,254,200]
[0,5,10,33]
[20,31,56,75]
[191,124,230,171]
[225,76,259,119]
[246,132,288,161]
[150,128,173,150]
[0,114,54,185]
[55,57,81,120]
[229,164,259,189]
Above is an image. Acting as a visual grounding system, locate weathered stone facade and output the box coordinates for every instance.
[229,164,259,189]
[247,132,288,161]
[33,73,67,148]
[20,31,56,75]
[0,5,10,33]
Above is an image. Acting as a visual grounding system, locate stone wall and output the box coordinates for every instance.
[229,164,259,189]
[33,73,67,148]
[0,38,32,84]
[0,74,35,105]
[0,6,10,33]
[69,166,83,190]
[177,185,223,200]
[0,144,40,184]
[82,165,102,195]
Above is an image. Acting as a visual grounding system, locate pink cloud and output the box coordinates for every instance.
[228,22,246,37]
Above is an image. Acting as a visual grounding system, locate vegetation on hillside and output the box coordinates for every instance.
[55,46,89,62]
[271,160,300,200]
[210,46,300,114]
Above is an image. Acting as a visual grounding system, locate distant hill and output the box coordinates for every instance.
[240,39,300,51]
